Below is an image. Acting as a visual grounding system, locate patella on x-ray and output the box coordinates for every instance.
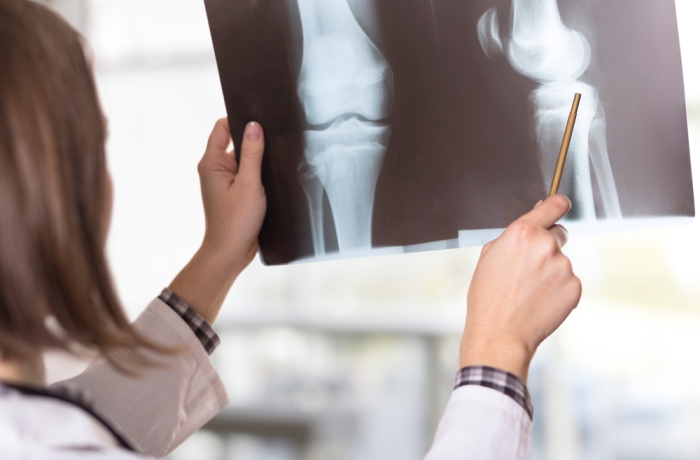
[205,0,694,265]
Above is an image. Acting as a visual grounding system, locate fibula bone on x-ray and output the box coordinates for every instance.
[478,0,621,220]
[205,0,694,265]
[296,0,393,256]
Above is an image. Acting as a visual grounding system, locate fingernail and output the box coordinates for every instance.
[245,122,262,141]
[534,200,543,209]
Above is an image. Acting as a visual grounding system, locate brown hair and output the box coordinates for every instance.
[0,0,169,372]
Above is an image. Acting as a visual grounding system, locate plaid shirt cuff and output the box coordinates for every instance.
[454,366,533,420]
[158,288,221,355]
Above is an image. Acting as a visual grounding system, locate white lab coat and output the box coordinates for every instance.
[0,297,531,459]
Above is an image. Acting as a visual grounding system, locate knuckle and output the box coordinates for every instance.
[509,221,533,241]
[559,257,581,288]
[558,254,573,272]
[570,277,583,302]
[551,257,571,279]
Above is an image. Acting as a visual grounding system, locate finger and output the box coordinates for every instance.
[548,224,569,248]
[205,118,231,154]
[238,122,265,181]
[524,194,571,229]
[199,118,238,176]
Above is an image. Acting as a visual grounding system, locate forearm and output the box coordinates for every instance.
[168,242,243,325]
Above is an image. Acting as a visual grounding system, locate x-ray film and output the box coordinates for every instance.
[204,0,694,265]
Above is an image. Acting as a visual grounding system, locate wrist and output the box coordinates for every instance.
[168,239,248,325]
[199,235,250,280]
[459,333,534,383]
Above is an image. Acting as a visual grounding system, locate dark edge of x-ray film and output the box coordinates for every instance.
[204,0,694,266]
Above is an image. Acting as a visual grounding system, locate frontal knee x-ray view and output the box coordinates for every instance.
[205,0,694,265]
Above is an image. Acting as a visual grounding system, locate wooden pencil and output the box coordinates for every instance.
[549,93,582,197]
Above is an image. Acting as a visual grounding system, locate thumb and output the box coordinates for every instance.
[524,194,571,229]
[237,122,265,182]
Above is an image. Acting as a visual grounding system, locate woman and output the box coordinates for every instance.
[0,0,265,455]
[0,1,581,459]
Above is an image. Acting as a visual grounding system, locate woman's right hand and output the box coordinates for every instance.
[459,195,582,382]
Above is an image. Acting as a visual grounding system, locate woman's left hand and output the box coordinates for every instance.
[198,119,267,275]
[168,119,266,324]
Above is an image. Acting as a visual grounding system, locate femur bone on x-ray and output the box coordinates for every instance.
[296,0,393,256]
[478,0,622,220]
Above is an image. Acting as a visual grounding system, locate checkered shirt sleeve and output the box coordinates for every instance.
[158,288,221,355]
[454,366,533,420]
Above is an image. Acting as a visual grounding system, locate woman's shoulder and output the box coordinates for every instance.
[0,382,150,460]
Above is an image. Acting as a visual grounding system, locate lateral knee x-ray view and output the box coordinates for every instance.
[204,0,694,265]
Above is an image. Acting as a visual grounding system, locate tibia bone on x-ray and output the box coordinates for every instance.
[478,1,622,220]
[296,0,393,255]
[305,118,390,251]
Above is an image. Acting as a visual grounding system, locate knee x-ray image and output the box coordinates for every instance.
[204,0,694,265]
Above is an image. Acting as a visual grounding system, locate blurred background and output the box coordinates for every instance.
[41,1,700,459]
